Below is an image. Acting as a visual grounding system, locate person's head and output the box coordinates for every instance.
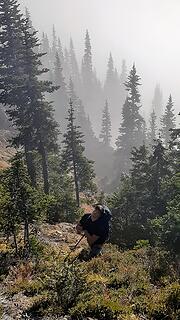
[91,204,104,220]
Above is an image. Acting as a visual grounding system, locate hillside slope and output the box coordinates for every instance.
[0,223,179,320]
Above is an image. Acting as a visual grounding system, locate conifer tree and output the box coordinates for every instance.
[0,0,59,194]
[104,52,121,137]
[0,153,41,258]
[104,53,114,91]
[119,59,127,108]
[148,109,157,147]
[40,32,51,79]
[81,30,93,88]
[69,38,81,93]
[152,84,163,126]
[115,98,134,172]
[160,95,176,147]
[51,24,57,63]
[99,100,112,146]
[62,100,96,207]
[53,52,68,131]
[57,36,64,66]
[124,64,145,147]
[115,64,145,173]
[149,139,170,216]
[63,47,70,82]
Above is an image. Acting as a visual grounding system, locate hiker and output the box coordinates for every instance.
[76,204,112,259]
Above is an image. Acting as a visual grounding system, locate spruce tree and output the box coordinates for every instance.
[119,59,127,109]
[104,52,121,135]
[160,95,176,147]
[104,53,114,90]
[81,29,93,88]
[19,19,59,194]
[152,84,163,126]
[53,52,68,131]
[40,32,51,80]
[115,64,145,174]
[57,37,64,65]
[62,100,96,207]
[63,47,70,82]
[115,97,134,172]
[69,38,81,93]
[99,100,112,146]
[149,139,171,216]
[125,64,145,147]
[0,0,59,194]
[0,153,41,258]
[148,109,157,147]
[51,24,57,63]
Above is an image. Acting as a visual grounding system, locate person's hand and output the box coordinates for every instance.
[76,224,83,234]
[83,230,89,237]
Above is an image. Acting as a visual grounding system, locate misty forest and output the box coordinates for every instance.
[0,0,179,319]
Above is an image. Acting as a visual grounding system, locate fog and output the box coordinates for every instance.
[20,0,180,117]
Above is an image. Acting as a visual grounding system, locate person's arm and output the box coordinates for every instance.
[76,214,90,235]
[84,230,99,247]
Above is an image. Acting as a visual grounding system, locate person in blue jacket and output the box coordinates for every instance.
[76,204,112,259]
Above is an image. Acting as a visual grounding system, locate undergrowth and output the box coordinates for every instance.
[1,237,180,320]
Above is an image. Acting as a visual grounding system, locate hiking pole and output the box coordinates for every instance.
[64,234,85,263]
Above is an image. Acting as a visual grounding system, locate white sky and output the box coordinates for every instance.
[19,0,180,116]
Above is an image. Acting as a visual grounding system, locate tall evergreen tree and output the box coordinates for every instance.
[152,84,163,126]
[115,65,145,173]
[57,36,64,65]
[160,95,176,147]
[53,52,68,131]
[148,139,171,216]
[104,52,114,92]
[148,109,157,147]
[99,100,112,146]
[62,100,96,207]
[119,59,127,109]
[40,32,51,79]
[104,52,121,137]
[81,29,93,89]
[51,24,57,63]
[0,153,41,258]
[0,0,59,194]
[69,38,81,93]
[63,47,70,82]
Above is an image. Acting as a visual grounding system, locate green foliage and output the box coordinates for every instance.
[160,95,176,147]
[0,0,59,193]
[2,239,179,320]
[99,100,112,146]
[55,263,86,312]
[109,138,179,251]
[0,153,47,256]
[115,64,145,174]
[151,194,180,254]
[62,100,96,207]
